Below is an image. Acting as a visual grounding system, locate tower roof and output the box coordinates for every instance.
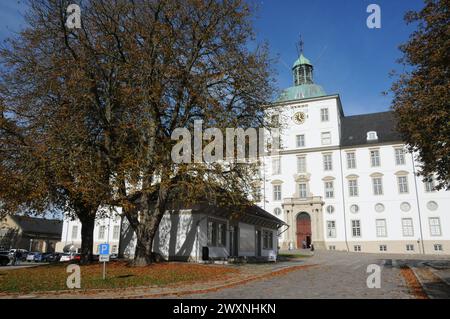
[293,53,312,68]
[277,84,326,102]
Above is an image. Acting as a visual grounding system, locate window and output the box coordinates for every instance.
[323,154,333,171]
[326,205,335,214]
[207,220,227,246]
[321,132,332,145]
[429,217,442,236]
[217,223,226,246]
[347,152,356,169]
[297,156,306,173]
[352,220,361,237]
[424,177,436,192]
[112,245,118,253]
[271,114,279,125]
[263,230,273,250]
[321,108,329,122]
[207,221,215,245]
[376,219,387,237]
[298,183,307,199]
[113,225,120,240]
[395,148,406,165]
[379,245,387,252]
[406,244,414,252]
[329,245,336,251]
[324,181,334,198]
[350,204,359,214]
[273,185,282,201]
[370,150,380,167]
[367,131,378,141]
[398,176,409,194]
[372,177,383,195]
[354,245,361,252]
[348,179,358,197]
[71,225,78,240]
[402,218,414,237]
[434,244,443,251]
[272,158,281,175]
[327,221,336,238]
[98,226,106,240]
[274,208,282,216]
[296,135,305,147]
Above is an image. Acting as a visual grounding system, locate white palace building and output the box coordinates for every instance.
[258,52,449,255]
[58,50,449,259]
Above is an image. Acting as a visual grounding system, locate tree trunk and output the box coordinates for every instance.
[129,187,169,267]
[132,223,157,266]
[79,215,96,264]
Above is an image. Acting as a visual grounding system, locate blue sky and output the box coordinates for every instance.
[0,0,424,116]
[252,0,424,115]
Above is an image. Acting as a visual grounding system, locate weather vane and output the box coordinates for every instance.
[296,35,304,57]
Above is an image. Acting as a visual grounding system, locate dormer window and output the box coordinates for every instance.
[367,131,378,141]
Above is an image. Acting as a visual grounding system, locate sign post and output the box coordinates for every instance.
[98,243,110,280]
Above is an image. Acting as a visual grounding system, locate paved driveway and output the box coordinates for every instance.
[185,251,449,299]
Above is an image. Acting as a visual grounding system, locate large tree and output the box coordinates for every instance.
[93,0,275,266]
[0,0,113,263]
[391,0,450,190]
[1,0,274,266]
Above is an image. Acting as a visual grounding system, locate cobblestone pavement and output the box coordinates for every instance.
[183,251,450,299]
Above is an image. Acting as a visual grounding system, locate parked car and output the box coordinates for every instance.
[26,252,39,262]
[42,253,61,263]
[0,251,11,266]
[33,252,45,262]
[59,253,80,262]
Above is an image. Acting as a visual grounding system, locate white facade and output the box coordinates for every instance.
[57,208,123,254]
[58,206,280,261]
[258,54,450,255]
[57,52,449,257]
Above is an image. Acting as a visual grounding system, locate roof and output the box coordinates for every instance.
[190,203,287,228]
[277,84,327,102]
[244,205,287,226]
[9,216,63,236]
[341,111,403,147]
[293,54,312,68]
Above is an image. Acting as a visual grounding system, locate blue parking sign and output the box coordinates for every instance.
[99,243,110,255]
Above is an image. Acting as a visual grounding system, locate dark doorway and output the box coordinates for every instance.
[296,212,312,249]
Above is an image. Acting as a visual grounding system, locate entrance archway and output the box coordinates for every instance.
[296,212,312,249]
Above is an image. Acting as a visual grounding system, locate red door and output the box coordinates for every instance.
[296,213,312,249]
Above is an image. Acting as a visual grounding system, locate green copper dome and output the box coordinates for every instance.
[276,51,326,102]
[277,84,326,102]
[292,54,312,68]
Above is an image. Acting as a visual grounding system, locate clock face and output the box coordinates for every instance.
[293,112,306,124]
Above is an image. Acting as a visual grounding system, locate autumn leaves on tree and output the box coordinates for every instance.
[0,0,274,265]
[391,0,450,190]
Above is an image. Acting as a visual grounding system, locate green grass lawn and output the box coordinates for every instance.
[0,261,238,294]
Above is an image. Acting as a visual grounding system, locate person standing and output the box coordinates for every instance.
[11,251,17,266]
[15,250,20,266]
